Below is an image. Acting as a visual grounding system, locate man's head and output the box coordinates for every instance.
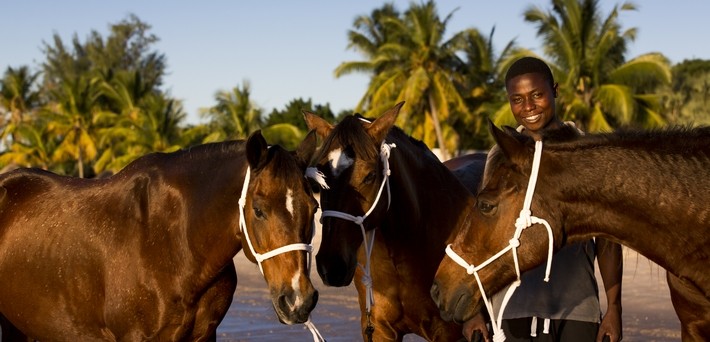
[504,57,561,136]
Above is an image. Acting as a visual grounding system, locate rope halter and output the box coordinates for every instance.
[237,166,324,342]
[444,140,555,342]
[307,141,396,321]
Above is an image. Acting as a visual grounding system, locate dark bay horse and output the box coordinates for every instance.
[432,122,710,340]
[304,103,485,341]
[0,131,320,341]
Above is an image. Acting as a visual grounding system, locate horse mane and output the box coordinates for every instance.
[546,125,710,155]
[348,113,440,162]
[181,140,303,180]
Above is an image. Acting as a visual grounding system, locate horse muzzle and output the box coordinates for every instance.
[430,276,479,324]
[315,252,357,287]
[272,286,319,325]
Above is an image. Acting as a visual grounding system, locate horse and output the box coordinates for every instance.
[303,102,486,341]
[0,130,320,341]
[431,122,710,341]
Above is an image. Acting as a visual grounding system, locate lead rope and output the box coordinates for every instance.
[309,142,396,342]
[238,166,325,342]
[445,140,555,342]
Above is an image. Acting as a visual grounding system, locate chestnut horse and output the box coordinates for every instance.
[432,122,710,340]
[304,103,485,341]
[0,131,319,341]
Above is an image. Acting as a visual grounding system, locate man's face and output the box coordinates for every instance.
[506,72,558,134]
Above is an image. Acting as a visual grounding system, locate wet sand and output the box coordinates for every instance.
[218,212,681,342]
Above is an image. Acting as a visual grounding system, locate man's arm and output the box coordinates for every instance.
[596,238,623,342]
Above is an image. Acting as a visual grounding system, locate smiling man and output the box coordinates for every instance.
[461,56,623,342]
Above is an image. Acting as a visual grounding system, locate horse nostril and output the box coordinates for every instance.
[305,290,319,312]
[277,293,294,311]
[430,281,441,306]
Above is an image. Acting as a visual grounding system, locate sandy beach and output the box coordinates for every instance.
[217,211,682,342]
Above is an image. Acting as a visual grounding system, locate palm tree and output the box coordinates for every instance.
[42,75,101,178]
[200,81,263,141]
[335,3,401,112]
[0,66,41,148]
[0,118,58,170]
[455,27,518,150]
[336,1,470,159]
[523,0,671,132]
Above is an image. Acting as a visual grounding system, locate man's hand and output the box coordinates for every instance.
[462,312,491,342]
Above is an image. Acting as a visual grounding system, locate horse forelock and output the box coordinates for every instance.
[315,115,380,171]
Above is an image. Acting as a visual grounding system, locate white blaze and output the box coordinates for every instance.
[328,148,353,177]
[285,188,294,217]
[291,272,303,308]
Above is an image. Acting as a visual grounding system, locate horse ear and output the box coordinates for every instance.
[246,130,269,170]
[367,101,404,143]
[303,110,333,140]
[295,130,317,168]
[489,120,526,161]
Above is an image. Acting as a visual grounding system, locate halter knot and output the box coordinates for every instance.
[353,216,364,225]
[509,238,520,248]
[238,197,246,209]
[515,209,532,229]
[360,269,373,288]
[466,265,475,275]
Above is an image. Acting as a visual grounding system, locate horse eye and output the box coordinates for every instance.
[477,201,497,215]
[363,171,376,185]
[253,206,266,220]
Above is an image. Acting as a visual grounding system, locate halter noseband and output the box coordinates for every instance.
[238,166,324,342]
[444,140,555,342]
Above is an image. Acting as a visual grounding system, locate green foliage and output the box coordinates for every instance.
[200,80,263,141]
[266,98,336,132]
[662,59,710,126]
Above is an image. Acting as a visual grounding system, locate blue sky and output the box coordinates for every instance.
[2,1,708,124]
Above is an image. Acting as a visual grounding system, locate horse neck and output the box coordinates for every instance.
[383,137,474,253]
[173,146,246,274]
[542,146,710,278]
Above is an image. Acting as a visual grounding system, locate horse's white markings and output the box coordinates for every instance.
[328,148,353,177]
[286,188,294,218]
[291,272,303,308]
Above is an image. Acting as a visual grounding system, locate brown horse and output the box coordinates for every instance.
[0,131,320,341]
[304,103,486,341]
[432,122,710,340]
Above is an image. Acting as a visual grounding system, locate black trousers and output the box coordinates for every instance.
[500,317,600,342]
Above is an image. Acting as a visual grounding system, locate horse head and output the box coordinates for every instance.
[240,130,320,324]
[303,103,403,287]
[432,121,565,323]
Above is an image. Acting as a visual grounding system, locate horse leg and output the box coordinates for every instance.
[190,262,237,341]
[0,313,31,342]
[667,271,710,340]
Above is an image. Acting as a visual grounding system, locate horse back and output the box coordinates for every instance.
[443,152,487,194]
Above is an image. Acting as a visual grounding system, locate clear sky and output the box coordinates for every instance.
[2,1,708,124]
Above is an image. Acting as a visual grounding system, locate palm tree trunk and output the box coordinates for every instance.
[428,93,448,160]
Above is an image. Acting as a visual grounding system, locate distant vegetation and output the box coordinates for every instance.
[1,0,708,177]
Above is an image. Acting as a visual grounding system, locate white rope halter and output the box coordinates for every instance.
[308,142,396,318]
[238,166,325,342]
[444,140,555,342]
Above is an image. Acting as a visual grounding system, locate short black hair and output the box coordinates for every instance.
[505,57,555,88]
